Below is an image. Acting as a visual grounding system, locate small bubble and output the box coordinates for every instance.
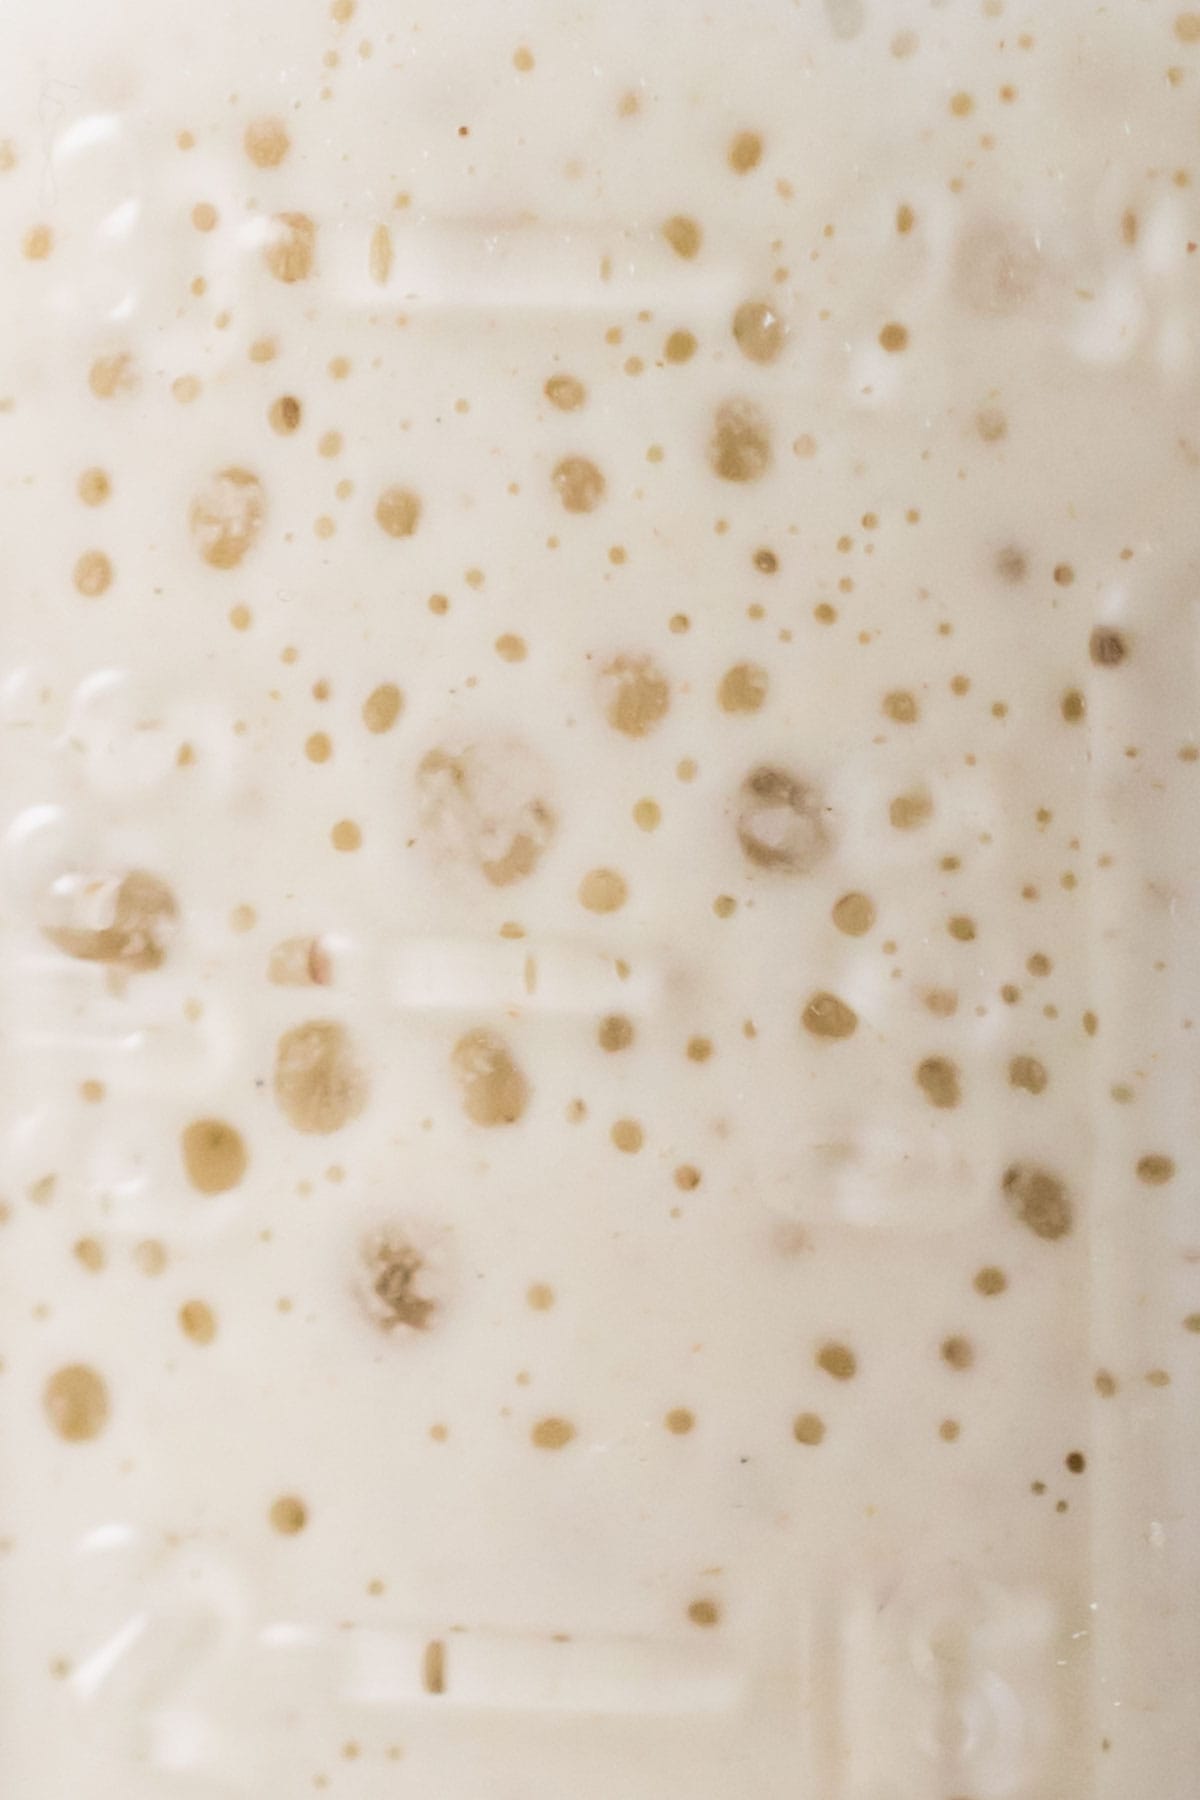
[44,1365,109,1442]
[362,683,403,732]
[375,486,421,538]
[452,1028,529,1126]
[244,117,290,167]
[359,1232,441,1333]
[269,1495,308,1535]
[597,1015,634,1052]
[832,892,875,936]
[1002,1162,1072,1240]
[889,789,932,830]
[78,467,111,506]
[737,765,827,873]
[89,352,137,399]
[181,1119,247,1195]
[882,689,918,723]
[268,394,302,434]
[22,223,53,260]
[1090,626,1128,667]
[709,399,772,482]
[73,550,113,598]
[274,1020,367,1134]
[802,992,858,1040]
[134,1239,168,1277]
[916,1057,961,1108]
[728,130,763,173]
[718,662,769,713]
[264,211,315,282]
[792,1412,826,1445]
[190,467,265,570]
[816,1341,857,1380]
[664,329,698,363]
[422,1641,447,1694]
[544,374,586,411]
[179,1300,217,1345]
[579,868,628,913]
[662,215,702,259]
[531,1416,576,1450]
[1009,1054,1048,1095]
[73,1237,105,1272]
[369,222,393,284]
[996,545,1027,583]
[732,299,785,364]
[602,656,670,736]
[552,456,606,513]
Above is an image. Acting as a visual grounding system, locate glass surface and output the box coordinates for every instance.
[1,2,1197,1795]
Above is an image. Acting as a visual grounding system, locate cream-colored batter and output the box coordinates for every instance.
[1,1,1198,1795]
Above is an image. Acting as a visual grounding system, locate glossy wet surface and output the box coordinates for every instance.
[1,2,1198,1795]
